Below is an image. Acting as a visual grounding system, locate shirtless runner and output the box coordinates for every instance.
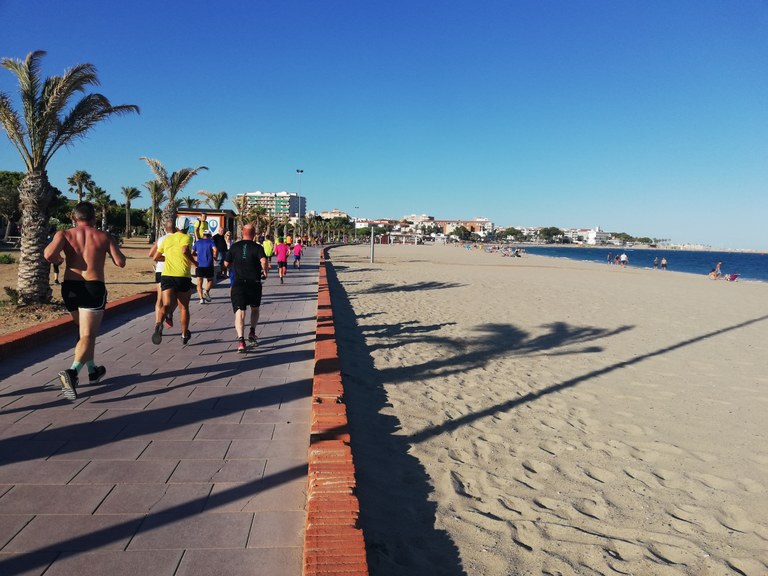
[44,202,126,400]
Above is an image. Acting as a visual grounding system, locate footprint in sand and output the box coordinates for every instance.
[716,505,754,533]
[651,468,687,490]
[666,504,724,535]
[582,466,616,484]
[737,477,764,493]
[497,495,534,517]
[646,541,703,566]
[624,467,660,489]
[533,496,571,521]
[726,558,768,576]
[510,521,541,551]
[695,472,737,491]
[513,473,544,491]
[522,459,554,475]
[573,497,607,520]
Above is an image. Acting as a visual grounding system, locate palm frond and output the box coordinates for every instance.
[140,158,170,189]
[169,166,208,196]
[0,92,32,167]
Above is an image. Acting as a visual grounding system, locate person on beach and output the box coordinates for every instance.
[660,257,667,271]
[224,223,268,353]
[152,219,197,346]
[711,261,722,279]
[653,256,659,269]
[44,202,126,401]
[193,229,217,304]
[274,236,290,284]
[620,252,628,267]
[193,212,208,241]
[293,239,303,269]
[149,230,176,330]
[607,252,613,265]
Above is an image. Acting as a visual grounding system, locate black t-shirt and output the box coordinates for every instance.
[225,240,266,281]
[213,233,228,253]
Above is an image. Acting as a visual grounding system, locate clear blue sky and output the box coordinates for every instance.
[1,0,766,249]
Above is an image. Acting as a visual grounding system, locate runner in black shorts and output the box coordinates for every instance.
[61,280,107,311]
[224,224,268,353]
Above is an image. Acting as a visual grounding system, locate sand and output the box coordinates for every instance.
[327,244,768,576]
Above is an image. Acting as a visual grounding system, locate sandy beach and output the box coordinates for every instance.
[327,244,768,576]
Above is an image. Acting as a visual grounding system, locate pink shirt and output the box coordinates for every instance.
[293,244,303,257]
[274,243,290,262]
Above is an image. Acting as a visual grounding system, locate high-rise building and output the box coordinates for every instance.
[236,191,306,218]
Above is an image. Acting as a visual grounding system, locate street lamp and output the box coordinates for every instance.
[296,169,304,195]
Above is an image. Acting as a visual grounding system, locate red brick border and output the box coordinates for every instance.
[0,290,155,361]
[303,249,369,576]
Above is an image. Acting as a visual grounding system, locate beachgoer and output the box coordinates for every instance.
[619,252,628,268]
[152,219,197,345]
[653,256,659,269]
[44,202,126,400]
[193,212,208,241]
[293,239,303,269]
[224,223,268,353]
[274,236,290,284]
[713,262,722,279]
[607,252,613,265]
[660,257,667,271]
[193,229,217,304]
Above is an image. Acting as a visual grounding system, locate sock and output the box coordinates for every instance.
[86,360,97,374]
[70,361,83,374]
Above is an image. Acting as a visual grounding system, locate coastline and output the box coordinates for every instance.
[329,243,768,575]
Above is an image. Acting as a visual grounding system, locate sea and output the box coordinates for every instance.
[517,246,768,283]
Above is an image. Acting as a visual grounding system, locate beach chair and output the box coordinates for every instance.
[723,273,739,282]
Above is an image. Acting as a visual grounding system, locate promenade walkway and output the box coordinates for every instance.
[0,248,320,576]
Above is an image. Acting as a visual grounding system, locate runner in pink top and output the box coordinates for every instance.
[274,237,291,284]
[292,240,304,269]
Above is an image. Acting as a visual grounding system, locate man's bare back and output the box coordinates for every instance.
[45,223,126,281]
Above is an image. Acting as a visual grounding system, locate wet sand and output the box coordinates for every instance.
[328,244,768,576]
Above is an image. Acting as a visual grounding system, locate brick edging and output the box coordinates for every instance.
[0,290,155,361]
[303,248,369,576]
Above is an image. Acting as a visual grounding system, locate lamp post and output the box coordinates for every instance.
[296,169,304,196]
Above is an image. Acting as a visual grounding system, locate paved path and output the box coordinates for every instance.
[0,248,320,576]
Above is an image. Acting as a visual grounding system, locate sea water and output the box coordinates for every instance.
[518,246,768,283]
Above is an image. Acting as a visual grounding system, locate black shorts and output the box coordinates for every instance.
[277,260,288,269]
[155,271,162,283]
[231,279,263,311]
[61,280,107,312]
[160,276,193,293]
[195,266,214,279]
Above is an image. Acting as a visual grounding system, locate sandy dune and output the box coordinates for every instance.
[327,244,768,576]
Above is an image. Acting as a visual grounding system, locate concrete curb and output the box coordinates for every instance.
[303,248,369,576]
[0,290,155,361]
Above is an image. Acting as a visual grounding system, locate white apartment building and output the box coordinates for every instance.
[237,191,306,218]
[585,226,611,245]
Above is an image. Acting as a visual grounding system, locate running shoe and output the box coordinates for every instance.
[199,298,205,305]
[248,330,257,346]
[58,369,78,401]
[164,312,173,328]
[182,330,192,345]
[280,276,284,284]
[152,323,163,345]
[203,290,212,303]
[237,338,246,353]
[88,365,107,384]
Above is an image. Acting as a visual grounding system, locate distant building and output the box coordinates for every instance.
[434,217,495,237]
[236,191,306,218]
[585,227,611,245]
[318,208,349,220]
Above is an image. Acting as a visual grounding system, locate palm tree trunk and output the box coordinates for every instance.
[125,203,131,239]
[16,170,55,305]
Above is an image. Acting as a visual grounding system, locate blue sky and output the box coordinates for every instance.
[1,0,767,249]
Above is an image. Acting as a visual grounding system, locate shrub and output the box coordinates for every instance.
[4,286,19,305]
[0,253,16,264]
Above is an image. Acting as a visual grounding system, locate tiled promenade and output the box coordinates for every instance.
[0,248,321,576]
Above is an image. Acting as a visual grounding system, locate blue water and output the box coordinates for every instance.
[518,246,768,283]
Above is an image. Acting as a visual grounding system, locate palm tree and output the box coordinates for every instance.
[87,186,113,230]
[140,157,207,223]
[198,190,228,210]
[67,170,94,203]
[143,179,165,241]
[121,186,141,238]
[0,50,139,304]
[180,195,200,209]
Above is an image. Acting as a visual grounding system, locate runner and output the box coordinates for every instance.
[44,202,126,400]
[148,231,176,329]
[193,229,217,304]
[292,239,303,269]
[224,224,268,353]
[152,219,197,345]
[274,236,290,284]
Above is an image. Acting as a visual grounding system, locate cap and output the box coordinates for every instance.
[203,229,212,235]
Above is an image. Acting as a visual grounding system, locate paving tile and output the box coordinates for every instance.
[0,440,66,463]
[48,439,150,460]
[71,460,178,484]
[225,440,272,459]
[177,548,302,576]
[240,407,311,424]
[248,510,305,548]
[4,514,143,552]
[96,483,211,514]
[196,422,275,440]
[169,459,266,483]
[0,460,87,485]
[43,550,183,576]
[0,551,58,576]
[0,514,33,548]
[128,512,253,549]
[0,484,113,514]
[140,439,231,460]
[207,479,306,513]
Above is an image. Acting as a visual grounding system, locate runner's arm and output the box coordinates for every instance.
[43,231,65,264]
[108,235,127,268]
[261,257,268,279]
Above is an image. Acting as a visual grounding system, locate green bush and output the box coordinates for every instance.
[4,286,19,305]
[0,253,16,264]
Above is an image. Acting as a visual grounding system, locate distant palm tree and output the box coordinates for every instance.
[140,157,207,223]
[198,190,228,210]
[143,179,165,241]
[180,195,200,209]
[87,186,113,231]
[121,186,141,238]
[0,50,139,304]
[67,170,94,203]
